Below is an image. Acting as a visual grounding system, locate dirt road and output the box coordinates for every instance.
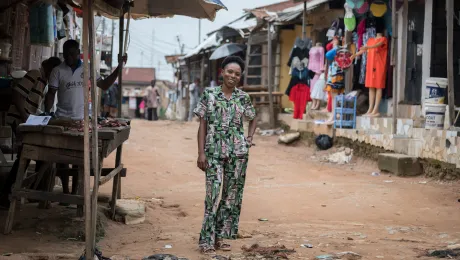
[1,120,460,259]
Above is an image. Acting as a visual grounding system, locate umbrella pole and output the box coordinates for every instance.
[82,0,93,258]
[446,0,455,126]
[267,21,275,128]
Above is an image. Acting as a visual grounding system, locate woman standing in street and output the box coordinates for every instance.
[194,56,257,254]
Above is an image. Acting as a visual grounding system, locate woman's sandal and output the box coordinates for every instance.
[215,240,232,251]
[200,247,216,255]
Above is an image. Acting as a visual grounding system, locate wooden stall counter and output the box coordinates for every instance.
[4,120,131,234]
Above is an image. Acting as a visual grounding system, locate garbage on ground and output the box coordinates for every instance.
[371,172,380,176]
[315,251,362,260]
[323,148,353,164]
[143,254,188,260]
[384,180,394,183]
[278,132,300,144]
[114,199,146,225]
[258,218,269,222]
[242,243,295,259]
[256,128,285,136]
[316,134,333,150]
[428,249,460,258]
[237,232,253,239]
[419,181,428,184]
[164,245,173,249]
[301,244,313,248]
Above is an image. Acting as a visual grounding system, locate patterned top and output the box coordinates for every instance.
[194,86,256,159]
[7,69,47,126]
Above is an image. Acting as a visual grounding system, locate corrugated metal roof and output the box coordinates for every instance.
[275,0,330,23]
[183,33,220,59]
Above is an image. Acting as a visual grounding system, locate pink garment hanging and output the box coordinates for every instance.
[308,46,325,74]
[357,19,366,49]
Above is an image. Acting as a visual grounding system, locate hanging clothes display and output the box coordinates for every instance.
[311,73,327,101]
[325,46,345,94]
[287,37,312,72]
[289,83,310,119]
[365,36,388,89]
[308,45,325,88]
[359,19,376,84]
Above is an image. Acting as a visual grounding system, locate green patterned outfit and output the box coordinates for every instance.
[194,86,256,249]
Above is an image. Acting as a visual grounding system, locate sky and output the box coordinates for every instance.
[109,0,284,82]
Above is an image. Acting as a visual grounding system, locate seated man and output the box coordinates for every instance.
[44,39,127,195]
[0,57,62,209]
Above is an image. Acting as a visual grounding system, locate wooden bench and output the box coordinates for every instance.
[248,92,283,108]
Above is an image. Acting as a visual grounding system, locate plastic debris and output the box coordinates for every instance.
[371,172,380,176]
[278,132,301,144]
[316,134,333,150]
[301,244,313,248]
[384,180,394,183]
[164,245,173,249]
[258,218,269,222]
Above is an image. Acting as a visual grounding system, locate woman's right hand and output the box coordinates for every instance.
[197,153,207,172]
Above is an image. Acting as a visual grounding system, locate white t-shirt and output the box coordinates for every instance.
[49,61,100,119]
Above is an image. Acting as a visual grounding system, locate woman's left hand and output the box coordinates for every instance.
[247,136,253,147]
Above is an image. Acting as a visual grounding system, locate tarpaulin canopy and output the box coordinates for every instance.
[72,0,227,20]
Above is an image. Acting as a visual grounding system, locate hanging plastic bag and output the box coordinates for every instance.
[370,0,388,17]
[344,3,356,31]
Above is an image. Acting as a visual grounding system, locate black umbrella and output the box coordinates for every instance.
[209,43,246,60]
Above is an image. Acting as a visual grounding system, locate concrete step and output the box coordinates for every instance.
[378,153,422,177]
[356,116,425,135]
[290,119,333,136]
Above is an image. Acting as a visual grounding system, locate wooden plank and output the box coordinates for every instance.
[111,145,123,219]
[244,34,252,87]
[102,127,130,158]
[22,133,84,151]
[57,167,127,177]
[391,0,398,134]
[98,164,123,185]
[267,21,275,128]
[446,0,455,126]
[13,189,84,205]
[22,144,83,165]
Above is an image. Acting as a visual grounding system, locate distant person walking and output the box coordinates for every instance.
[188,78,201,121]
[194,56,257,255]
[145,80,160,121]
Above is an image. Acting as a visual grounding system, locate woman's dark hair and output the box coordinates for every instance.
[221,56,245,72]
[42,57,61,70]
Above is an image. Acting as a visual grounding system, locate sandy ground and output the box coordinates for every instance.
[1,119,460,260]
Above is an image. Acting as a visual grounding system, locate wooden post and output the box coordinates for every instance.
[267,22,275,128]
[399,0,408,104]
[200,56,205,89]
[117,12,124,118]
[302,1,307,40]
[81,0,93,258]
[87,0,100,249]
[391,0,398,134]
[244,34,252,87]
[446,0,455,126]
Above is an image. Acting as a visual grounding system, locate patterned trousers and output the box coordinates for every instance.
[199,156,249,249]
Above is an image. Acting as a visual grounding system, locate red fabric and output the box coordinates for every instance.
[289,83,311,119]
[327,92,332,112]
[326,41,334,52]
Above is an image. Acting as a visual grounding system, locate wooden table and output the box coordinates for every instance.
[4,123,130,234]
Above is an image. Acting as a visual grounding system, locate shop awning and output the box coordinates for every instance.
[71,0,227,20]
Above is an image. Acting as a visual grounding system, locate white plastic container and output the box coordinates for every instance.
[425,103,447,130]
[425,77,448,104]
[0,42,11,59]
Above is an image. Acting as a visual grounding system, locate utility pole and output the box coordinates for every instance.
[141,51,144,67]
[151,29,155,67]
[198,19,201,44]
[110,20,115,69]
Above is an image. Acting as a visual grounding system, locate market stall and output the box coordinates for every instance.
[4,118,129,233]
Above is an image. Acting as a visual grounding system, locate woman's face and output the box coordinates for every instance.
[222,63,242,89]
